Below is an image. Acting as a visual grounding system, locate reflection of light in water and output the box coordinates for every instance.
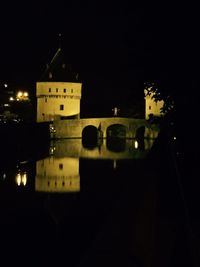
[35,136,158,192]
[22,173,27,186]
[144,139,155,151]
[16,172,27,186]
[49,146,56,155]
[16,174,21,186]
[113,160,117,169]
[35,157,80,193]
[50,138,156,160]
[134,140,138,149]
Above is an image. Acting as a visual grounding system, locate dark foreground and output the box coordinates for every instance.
[0,122,199,267]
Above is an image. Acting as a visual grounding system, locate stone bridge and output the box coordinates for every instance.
[50,117,159,139]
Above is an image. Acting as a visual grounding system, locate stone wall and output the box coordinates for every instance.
[51,117,159,139]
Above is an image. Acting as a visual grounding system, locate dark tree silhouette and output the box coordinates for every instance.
[144,81,174,116]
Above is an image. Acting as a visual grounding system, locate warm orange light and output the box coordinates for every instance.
[16,91,29,100]
[22,173,27,186]
[16,172,27,186]
[16,174,21,186]
[17,91,23,98]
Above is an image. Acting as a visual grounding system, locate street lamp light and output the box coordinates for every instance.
[16,91,29,101]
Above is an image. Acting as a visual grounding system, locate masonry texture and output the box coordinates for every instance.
[51,117,159,139]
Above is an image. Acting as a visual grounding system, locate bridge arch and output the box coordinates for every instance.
[82,125,98,148]
[51,117,160,139]
[106,124,127,138]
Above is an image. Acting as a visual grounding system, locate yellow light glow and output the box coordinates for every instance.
[16,174,21,186]
[134,140,139,149]
[16,91,29,101]
[16,172,27,186]
[9,97,14,101]
[22,173,27,186]
[17,91,23,98]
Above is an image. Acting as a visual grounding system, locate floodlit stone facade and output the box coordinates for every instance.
[36,81,82,122]
[36,47,82,122]
[144,90,164,120]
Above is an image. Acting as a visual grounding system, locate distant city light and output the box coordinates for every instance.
[4,84,8,88]
[9,97,14,101]
[16,91,29,101]
[17,91,23,98]
[24,92,28,97]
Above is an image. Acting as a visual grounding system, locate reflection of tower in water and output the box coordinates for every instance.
[35,136,156,193]
[35,157,80,193]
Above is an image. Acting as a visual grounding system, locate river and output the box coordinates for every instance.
[0,136,195,266]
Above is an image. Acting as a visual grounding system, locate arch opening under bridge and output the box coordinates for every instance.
[106,124,127,138]
[82,125,98,148]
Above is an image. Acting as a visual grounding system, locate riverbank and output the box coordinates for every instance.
[0,122,50,165]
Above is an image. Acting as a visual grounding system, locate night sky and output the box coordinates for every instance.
[0,3,199,116]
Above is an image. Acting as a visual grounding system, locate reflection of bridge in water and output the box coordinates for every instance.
[35,138,157,193]
[35,135,157,194]
[50,138,156,160]
[50,117,159,139]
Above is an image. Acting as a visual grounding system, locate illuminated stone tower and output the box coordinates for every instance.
[36,48,82,122]
[144,88,164,120]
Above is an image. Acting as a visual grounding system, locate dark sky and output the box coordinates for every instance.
[0,3,199,113]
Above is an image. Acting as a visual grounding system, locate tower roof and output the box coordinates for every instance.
[39,48,79,82]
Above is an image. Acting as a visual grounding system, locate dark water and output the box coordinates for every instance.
[0,136,198,266]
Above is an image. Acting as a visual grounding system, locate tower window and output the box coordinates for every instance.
[64,88,66,93]
[49,88,51,92]
[45,98,47,103]
[56,88,58,92]
[71,89,73,93]
[149,106,151,110]
[59,163,63,170]
[60,104,64,110]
